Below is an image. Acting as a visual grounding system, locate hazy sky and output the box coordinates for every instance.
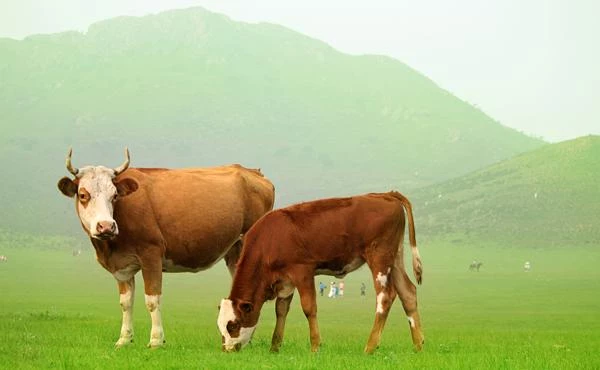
[1,0,598,142]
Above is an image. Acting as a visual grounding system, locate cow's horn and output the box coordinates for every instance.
[66,148,79,176]
[113,148,130,176]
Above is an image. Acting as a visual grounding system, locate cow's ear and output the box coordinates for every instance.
[115,178,139,197]
[58,177,77,198]
[238,301,254,314]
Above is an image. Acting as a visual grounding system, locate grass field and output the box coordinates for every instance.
[1,240,599,369]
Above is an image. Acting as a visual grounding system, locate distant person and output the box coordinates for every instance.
[338,280,345,297]
[328,282,337,298]
[318,281,326,296]
[524,261,531,272]
[360,282,366,297]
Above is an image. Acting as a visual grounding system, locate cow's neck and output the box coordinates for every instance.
[90,238,112,271]
[230,252,271,310]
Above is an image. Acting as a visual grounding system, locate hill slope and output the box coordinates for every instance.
[412,135,599,246]
[0,7,543,235]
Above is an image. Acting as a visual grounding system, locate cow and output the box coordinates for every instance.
[57,148,274,348]
[469,261,483,272]
[217,191,424,354]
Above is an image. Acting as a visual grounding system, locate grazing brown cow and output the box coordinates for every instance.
[217,191,424,353]
[58,149,274,348]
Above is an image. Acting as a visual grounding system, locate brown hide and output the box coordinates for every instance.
[231,192,407,301]
[85,165,274,275]
[225,191,423,353]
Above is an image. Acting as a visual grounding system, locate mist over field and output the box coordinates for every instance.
[1,7,545,237]
[0,5,598,369]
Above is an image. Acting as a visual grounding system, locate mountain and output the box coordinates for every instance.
[0,7,543,235]
[412,135,599,246]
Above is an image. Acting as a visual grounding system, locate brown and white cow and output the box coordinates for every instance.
[217,191,424,353]
[58,148,274,348]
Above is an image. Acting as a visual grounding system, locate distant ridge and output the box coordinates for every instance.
[0,6,543,235]
[413,135,599,246]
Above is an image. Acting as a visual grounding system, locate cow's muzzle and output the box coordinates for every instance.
[222,343,242,353]
[94,221,117,240]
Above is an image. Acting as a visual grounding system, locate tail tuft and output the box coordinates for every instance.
[413,253,423,285]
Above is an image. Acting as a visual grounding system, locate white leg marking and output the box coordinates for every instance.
[408,316,416,328]
[145,294,165,347]
[376,272,388,288]
[376,292,387,314]
[115,289,134,347]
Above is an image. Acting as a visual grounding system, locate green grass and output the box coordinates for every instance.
[1,240,599,369]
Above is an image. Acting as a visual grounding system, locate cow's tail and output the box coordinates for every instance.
[390,191,422,285]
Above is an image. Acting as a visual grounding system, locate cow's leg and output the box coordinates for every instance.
[115,277,135,347]
[141,260,165,348]
[224,239,243,276]
[270,294,294,352]
[364,258,397,354]
[295,274,321,352]
[392,257,424,352]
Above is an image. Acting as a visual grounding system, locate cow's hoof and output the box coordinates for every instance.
[115,337,133,348]
[147,338,166,348]
[364,347,376,355]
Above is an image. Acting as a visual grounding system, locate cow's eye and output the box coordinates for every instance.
[78,192,90,202]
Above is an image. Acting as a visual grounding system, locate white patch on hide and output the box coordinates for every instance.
[277,281,295,298]
[376,272,388,288]
[376,292,386,314]
[113,264,139,281]
[218,298,256,351]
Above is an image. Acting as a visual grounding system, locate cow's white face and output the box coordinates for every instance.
[217,298,257,352]
[59,165,138,240]
[74,166,120,239]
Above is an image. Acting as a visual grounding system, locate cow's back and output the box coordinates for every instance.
[235,166,275,230]
[283,192,403,243]
[245,193,404,267]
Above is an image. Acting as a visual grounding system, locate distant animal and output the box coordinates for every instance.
[217,191,424,354]
[72,249,82,257]
[469,261,483,272]
[524,261,531,272]
[57,148,274,348]
[0,255,7,262]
